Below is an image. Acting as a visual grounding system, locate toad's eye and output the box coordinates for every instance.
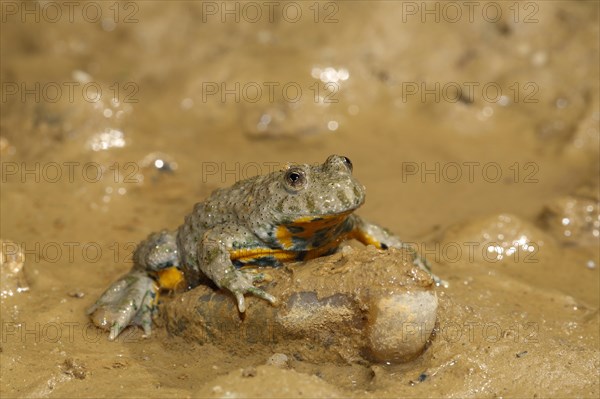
[342,156,353,172]
[284,168,307,190]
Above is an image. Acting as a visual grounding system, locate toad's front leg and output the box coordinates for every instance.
[199,225,278,313]
[349,215,447,286]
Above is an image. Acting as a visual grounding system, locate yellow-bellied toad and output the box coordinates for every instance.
[87,155,436,339]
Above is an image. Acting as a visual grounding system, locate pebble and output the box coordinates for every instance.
[367,291,438,362]
[586,260,596,270]
[266,353,289,368]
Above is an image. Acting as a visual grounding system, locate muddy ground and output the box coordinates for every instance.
[1,1,599,397]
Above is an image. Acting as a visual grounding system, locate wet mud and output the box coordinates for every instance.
[1,1,599,397]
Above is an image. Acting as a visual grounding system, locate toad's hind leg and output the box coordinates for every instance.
[87,230,182,340]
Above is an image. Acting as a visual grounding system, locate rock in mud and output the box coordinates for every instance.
[0,239,29,298]
[441,213,557,265]
[163,247,438,364]
[538,186,600,246]
[564,98,600,161]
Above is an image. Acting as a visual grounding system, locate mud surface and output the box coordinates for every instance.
[1,1,599,397]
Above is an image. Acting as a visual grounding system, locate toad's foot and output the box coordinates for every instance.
[349,215,448,287]
[412,253,448,288]
[86,270,158,340]
[220,269,277,313]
